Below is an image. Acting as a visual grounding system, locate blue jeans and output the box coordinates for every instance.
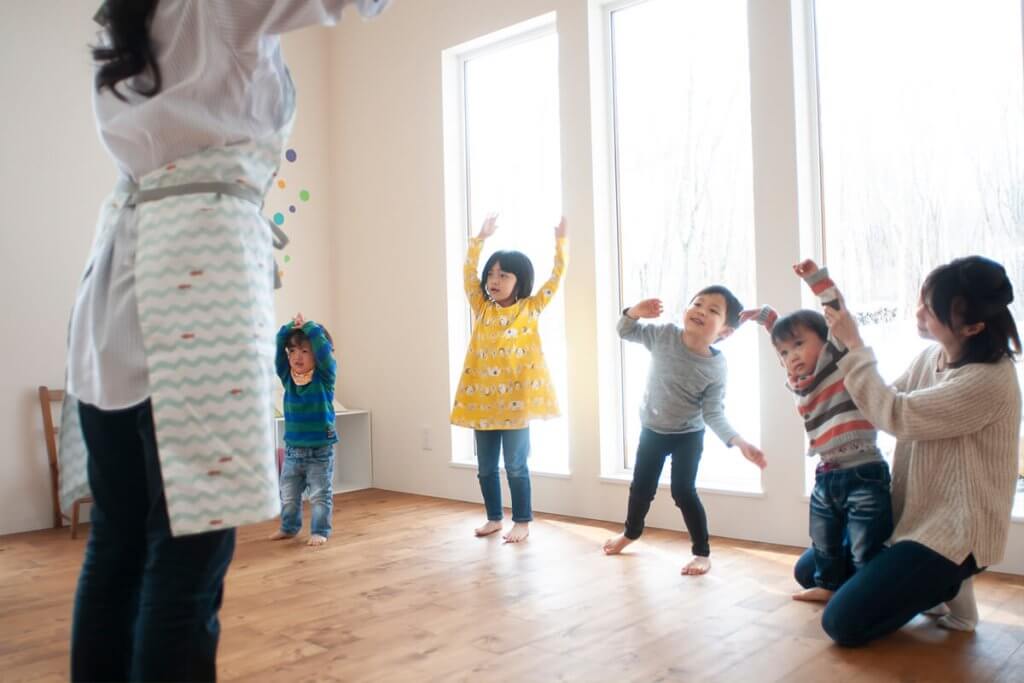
[475,428,532,523]
[279,444,335,537]
[794,541,980,646]
[624,428,709,556]
[809,461,893,590]
[73,400,235,682]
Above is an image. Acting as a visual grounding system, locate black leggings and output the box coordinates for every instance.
[623,428,709,556]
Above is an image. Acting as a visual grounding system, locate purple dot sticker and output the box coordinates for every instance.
[273,212,285,225]
[289,205,296,213]
[299,190,310,202]
[285,149,297,163]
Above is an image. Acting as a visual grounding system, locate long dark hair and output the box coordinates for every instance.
[922,255,1021,366]
[92,0,162,100]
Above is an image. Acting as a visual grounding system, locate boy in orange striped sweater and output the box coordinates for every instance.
[743,260,893,602]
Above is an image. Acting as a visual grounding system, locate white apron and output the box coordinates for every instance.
[60,128,291,536]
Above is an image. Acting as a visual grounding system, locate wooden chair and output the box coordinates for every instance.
[38,386,92,539]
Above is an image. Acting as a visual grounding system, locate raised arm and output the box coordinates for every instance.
[616,299,663,349]
[275,320,293,383]
[302,320,337,388]
[839,346,1016,441]
[738,305,779,333]
[463,214,498,317]
[526,218,569,313]
[211,0,389,44]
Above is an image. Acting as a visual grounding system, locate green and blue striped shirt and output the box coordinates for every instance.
[276,321,338,448]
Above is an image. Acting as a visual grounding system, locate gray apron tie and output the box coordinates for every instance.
[116,179,289,289]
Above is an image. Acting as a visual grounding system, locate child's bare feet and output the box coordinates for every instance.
[269,530,297,541]
[681,555,711,576]
[475,520,503,537]
[602,533,634,555]
[307,534,328,547]
[792,587,834,602]
[502,522,530,543]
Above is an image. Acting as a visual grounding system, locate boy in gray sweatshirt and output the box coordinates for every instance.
[603,285,767,576]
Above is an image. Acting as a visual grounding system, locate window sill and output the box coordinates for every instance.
[449,460,572,479]
[599,471,764,498]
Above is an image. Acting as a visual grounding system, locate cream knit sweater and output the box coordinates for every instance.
[839,345,1021,566]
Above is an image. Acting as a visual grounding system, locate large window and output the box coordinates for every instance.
[812,0,1024,514]
[609,0,761,492]
[450,26,570,474]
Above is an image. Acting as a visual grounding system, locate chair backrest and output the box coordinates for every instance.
[38,386,65,528]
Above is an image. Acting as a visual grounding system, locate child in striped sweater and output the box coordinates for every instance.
[270,313,338,546]
[742,260,893,601]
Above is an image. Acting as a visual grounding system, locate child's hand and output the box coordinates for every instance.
[627,298,663,319]
[554,216,568,239]
[738,308,763,324]
[477,213,499,240]
[293,312,305,328]
[731,437,767,470]
[793,259,820,277]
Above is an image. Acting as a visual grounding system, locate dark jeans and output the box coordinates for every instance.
[809,461,893,590]
[475,428,532,523]
[624,428,709,556]
[794,540,980,646]
[72,400,236,682]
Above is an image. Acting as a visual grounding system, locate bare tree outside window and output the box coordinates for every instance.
[611,0,760,491]
[813,0,1024,513]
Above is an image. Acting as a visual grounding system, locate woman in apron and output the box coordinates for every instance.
[63,2,390,680]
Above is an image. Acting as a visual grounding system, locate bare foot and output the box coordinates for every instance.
[792,587,834,602]
[602,533,634,555]
[681,556,711,576]
[502,522,530,543]
[307,534,328,547]
[475,520,503,537]
[269,530,297,541]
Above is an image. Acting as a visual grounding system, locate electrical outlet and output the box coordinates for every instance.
[421,427,432,451]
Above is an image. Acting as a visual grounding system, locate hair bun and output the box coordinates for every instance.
[959,257,1014,306]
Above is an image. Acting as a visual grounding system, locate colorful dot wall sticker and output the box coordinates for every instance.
[273,212,285,225]
[285,149,297,163]
[289,205,296,213]
[277,179,286,189]
[284,255,291,263]
[299,190,310,202]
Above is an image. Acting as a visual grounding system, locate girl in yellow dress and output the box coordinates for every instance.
[451,214,568,543]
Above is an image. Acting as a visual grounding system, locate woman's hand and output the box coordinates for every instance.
[824,294,865,350]
[554,216,568,239]
[627,298,663,320]
[477,213,499,240]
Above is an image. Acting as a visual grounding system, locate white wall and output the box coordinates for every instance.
[0,2,337,535]
[325,0,1024,575]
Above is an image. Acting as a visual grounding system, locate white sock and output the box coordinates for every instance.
[937,577,978,632]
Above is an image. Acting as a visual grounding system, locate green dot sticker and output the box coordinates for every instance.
[273,212,285,225]
[299,190,310,202]
[283,255,291,263]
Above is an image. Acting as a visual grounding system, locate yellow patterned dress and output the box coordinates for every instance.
[451,236,568,430]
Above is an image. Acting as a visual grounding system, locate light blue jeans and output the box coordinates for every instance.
[279,444,334,537]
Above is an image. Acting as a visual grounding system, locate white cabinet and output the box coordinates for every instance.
[273,410,373,493]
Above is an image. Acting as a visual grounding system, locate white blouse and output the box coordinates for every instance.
[68,0,389,410]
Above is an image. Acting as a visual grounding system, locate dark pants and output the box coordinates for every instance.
[475,428,532,523]
[809,461,893,590]
[72,400,236,682]
[794,540,979,646]
[624,428,709,556]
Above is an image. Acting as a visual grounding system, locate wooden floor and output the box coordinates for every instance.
[2,489,1023,682]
